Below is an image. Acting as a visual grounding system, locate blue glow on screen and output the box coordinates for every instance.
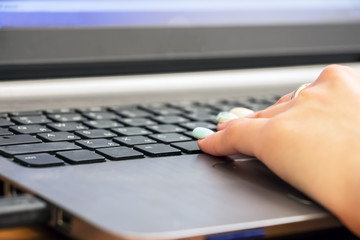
[1,0,360,28]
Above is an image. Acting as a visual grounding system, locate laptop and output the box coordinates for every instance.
[1,1,360,239]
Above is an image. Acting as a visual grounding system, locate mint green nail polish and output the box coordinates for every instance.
[192,127,214,139]
[216,112,238,123]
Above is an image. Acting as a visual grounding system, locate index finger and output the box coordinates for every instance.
[198,118,267,157]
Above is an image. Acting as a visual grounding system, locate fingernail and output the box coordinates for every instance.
[229,107,255,118]
[216,112,239,123]
[192,127,215,139]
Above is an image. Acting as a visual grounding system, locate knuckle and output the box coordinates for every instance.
[317,64,348,84]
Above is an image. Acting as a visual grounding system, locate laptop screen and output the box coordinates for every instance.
[2,0,360,28]
[1,0,360,79]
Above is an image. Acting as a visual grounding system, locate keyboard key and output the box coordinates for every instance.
[209,104,245,112]
[75,129,117,139]
[0,134,41,146]
[14,153,65,167]
[115,109,152,118]
[150,115,189,124]
[185,112,217,122]
[139,103,167,110]
[56,150,105,164]
[183,131,197,139]
[0,118,15,127]
[117,118,157,127]
[75,139,119,150]
[0,113,8,118]
[48,113,84,122]
[149,133,191,143]
[0,128,13,136]
[37,132,80,142]
[44,108,75,114]
[11,116,51,125]
[9,111,42,117]
[83,120,123,129]
[76,106,107,113]
[171,141,201,154]
[113,136,156,146]
[47,122,88,132]
[168,101,198,109]
[82,112,118,120]
[145,107,183,116]
[111,127,152,136]
[0,142,81,157]
[96,147,144,160]
[146,124,185,133]
[9,125,52,134]
[179,122,217,131]
[134,144,181,157]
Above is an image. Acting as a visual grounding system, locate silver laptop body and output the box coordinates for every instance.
[1,1,360,239]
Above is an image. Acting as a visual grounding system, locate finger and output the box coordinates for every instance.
[246,101,290,119]
[276,82,315,105]
[275,92,293,104]
[216,107,255,130]
[217,102,289,131]
[198,118,267,157]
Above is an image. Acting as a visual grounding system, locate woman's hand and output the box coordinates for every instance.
[197,64,360,236]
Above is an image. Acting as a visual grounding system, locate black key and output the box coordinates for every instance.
[183,131,197,139]
[37,132,80,142]
[168,101,198,109]
[0,128,13,136]
[0,142,81,157]
[113,136,156,146]
[150,115,189,124]
[146,124,185,133]
[180,106,214,113]
[96,147,144,160]
[44,108,75,114]
[118,118,157,127]
[179,122,217,131]
[11,116,51,125]
[139,103,167,110]
[75,129,117,139]
[56,150,105,164]
[0,113,8,118]
[149,133,191,143]
[185,112,217,122]
[197,99,225,107]
[0,118,15,127]
[171,141,201,154]
[111,127,152,136]
[0,134,41,146]
[76,139,119,150]
[48,113,84,122]
[134,144,181,157]
[115,109,152,118]
[82,112,118,120]
[208,104,241,112]
[47,122,88,132]
[145,107,183,116]
[14,153,65,167]
[9,125,52,134]
[76,106,107,113]
[9,111,42,117]
[83,120,123,129]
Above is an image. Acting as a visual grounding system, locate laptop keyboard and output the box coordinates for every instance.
[0,96,279,168]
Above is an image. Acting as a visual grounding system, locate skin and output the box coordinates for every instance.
[198,64,360,237]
